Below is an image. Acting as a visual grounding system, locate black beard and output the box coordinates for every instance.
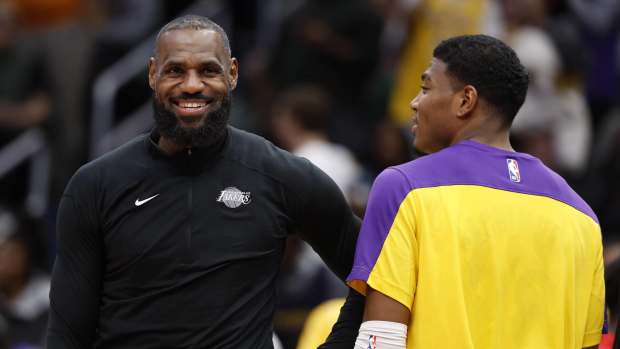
[152,91,231,148]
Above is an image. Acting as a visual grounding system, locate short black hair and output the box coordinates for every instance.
[155,15,231,57]
[433,34,529,126]
[276,85,331,132]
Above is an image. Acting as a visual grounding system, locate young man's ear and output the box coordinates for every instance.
[456,85,478,119]
[229,57,239,90]
[148,57,157,90]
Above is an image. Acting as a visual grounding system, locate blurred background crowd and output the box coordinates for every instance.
[0,0,619,348]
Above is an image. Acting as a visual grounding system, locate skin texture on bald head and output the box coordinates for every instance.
[154,15,231,59]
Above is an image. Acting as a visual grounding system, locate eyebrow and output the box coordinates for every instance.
[421,72,431,82]
[161,57,224,68]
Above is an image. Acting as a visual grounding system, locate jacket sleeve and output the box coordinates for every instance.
[318,288,365,348]
[287,159,364,347]
[289,160,361,281]
[46,173,103,348]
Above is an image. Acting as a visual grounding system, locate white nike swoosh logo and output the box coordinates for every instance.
[135,194,159,206]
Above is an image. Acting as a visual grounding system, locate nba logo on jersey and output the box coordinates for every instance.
[367,335,377,349]
[507,158,521,183]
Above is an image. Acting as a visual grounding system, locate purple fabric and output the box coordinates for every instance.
[400,140,597,223]
[347,140,598,284]
[347,167,412,284]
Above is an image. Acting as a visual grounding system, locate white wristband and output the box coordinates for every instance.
[354,320,407,349]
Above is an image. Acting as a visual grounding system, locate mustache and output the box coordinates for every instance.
[172,93,216,103]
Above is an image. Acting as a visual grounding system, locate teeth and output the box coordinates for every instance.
[178,102,206,108]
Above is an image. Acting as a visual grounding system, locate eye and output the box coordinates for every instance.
[420,85,429,94]
[202,68,216,75]
[202,66,222,76]
[165,66,183,75]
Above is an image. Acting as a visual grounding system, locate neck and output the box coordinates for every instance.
[468,131,513,151]
[453,115,514,152]
[158,135,188,155]
[156,128,228,156]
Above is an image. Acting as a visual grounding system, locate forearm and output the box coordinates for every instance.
[350,287,410,349]
[354,321,407,349]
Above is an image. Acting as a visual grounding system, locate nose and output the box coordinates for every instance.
[180,70,204,94]
[410,93,420,113]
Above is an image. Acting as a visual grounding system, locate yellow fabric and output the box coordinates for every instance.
[296,298,346,349]
[352,185,604,349]
[389,0,488,125]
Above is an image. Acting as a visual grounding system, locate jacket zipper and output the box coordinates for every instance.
[186,147,194,263]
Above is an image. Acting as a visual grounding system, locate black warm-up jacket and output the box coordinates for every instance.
[46,126,363,349]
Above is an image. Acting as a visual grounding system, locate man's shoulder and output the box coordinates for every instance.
[227,126,292,159]
[387,146,464,189]
[86,133,146,169]
[226,126,313,181]
[392,142,599,224]
[536,162,599,224]
[67,134,148,192]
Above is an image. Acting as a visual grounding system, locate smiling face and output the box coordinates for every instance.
[148,28,238,148]
[410,58,464,154]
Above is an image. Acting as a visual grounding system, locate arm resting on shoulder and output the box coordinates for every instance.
[289,161,364,347]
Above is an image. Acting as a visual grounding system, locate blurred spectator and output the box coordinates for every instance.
[387,0,501,126]
[0,6,50,131]
[503,0,592,177]
[567,0,620,124]
[96,0,162,48]
[271,85,356,348]
[92,0,163,71]
[586,107,620,237]
[265,0,383,157]
[235,0,307,131]
[605,235,620,266]
[272,85,362,202]
[0,2,51,208]
[13,0,98,204]
[371,120,414,174]
[12,0,87,30]
[546,7,593,178]
[504,0,561,168]
[0,209,50,349]
[270,0,382,108]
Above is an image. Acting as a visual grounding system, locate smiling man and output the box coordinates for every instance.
[347,35,605,349]
[46,15,364,348]
[149,24,233,153]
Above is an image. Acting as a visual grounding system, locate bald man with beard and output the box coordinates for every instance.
[46,15,363,349]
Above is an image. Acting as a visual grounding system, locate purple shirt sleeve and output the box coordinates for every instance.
[347,168,413,287]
